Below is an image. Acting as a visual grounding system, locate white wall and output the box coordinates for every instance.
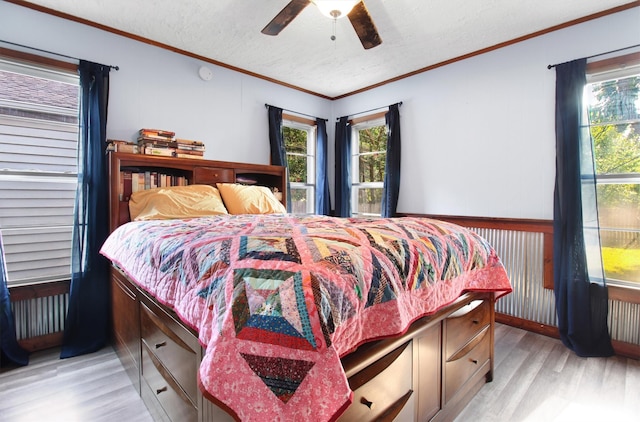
[0,1,331,165]
[333,7,640,219]
[2,2,639,219]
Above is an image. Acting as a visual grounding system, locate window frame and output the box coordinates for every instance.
[282,113,317,215]
[585,51,640,303]
[350,112,387,217]
[0,48,79,288]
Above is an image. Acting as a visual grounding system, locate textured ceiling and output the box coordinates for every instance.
[19,0,636,98]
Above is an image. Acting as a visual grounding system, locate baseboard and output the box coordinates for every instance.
[496,313,560,339]
[496,313,639,360]
[18,332,64,352]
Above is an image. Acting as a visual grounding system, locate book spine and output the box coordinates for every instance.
[122,171,133,201]
[176,145,205,152]
[131,173,139,194]
[175,138,204,146]
[144,147,176,157]
[175,149,204,156]
[139,128,175,138]
[175,153,205,159]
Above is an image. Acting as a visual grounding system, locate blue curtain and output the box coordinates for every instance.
[334,116,352,217]
[60,61,111,358]
[381,103,401,217]
[267,105,291,211]
[553,59,613,357]
[0,231,29,366]
[315,118,331,215]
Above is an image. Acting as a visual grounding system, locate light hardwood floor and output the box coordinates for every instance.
[455,324,640,422]
[1,324,638,422]
[0,346,152,422]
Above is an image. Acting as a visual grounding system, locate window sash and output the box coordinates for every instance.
[0,58,78,286]
[283,119,316,214]
[585,60,640,287]
[351,116,386,217]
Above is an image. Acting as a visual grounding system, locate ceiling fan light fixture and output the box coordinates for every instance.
[313,0,359,19]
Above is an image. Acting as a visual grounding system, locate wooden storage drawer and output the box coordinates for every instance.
[193,167,234,184]
[444,326,490,403]
[445,299,489,359]
[338,341,414,421]
[141,344,197,422]
[140,303,198,404]
[111,271,141,392]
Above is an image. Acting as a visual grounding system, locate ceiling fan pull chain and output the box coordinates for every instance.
[331,18,337,42]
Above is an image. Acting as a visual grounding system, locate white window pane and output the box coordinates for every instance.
[290,185,315,215]
[353,186,383,217]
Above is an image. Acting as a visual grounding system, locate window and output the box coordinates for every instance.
[0,53,79,286]
[283,115,316,214]
[585,53,640,288]
[351,114,387,217]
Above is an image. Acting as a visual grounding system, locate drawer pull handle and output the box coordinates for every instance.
[360,397,375,410]
[155,341,167,349]
[156,386,168,395]
[471,359,478,364]
[472,319,480,324]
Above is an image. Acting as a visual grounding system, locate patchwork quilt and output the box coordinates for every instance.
[100,214,511,421]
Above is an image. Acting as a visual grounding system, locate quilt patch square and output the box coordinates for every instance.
[239,236,301,263]
[232,268,317,350]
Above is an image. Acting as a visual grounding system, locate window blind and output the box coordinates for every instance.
[0,59,79,286]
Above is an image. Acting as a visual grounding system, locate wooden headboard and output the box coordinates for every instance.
[108,152,287,232]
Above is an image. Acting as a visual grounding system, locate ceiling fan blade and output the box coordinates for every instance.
[261,0,311,36]
[348,1,382,49]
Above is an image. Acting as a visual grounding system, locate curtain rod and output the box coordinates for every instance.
[264,104,327,122]
[0,39,120,71]
[547,44,640,69]
[341,101,403,120]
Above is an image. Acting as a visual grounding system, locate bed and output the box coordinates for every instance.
[103,152,512,422]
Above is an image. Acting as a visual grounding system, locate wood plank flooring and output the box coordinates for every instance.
[455,324,640,422]
[0,346,152,422]
[1,324,638,421]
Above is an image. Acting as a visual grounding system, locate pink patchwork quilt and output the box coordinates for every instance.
[100,214,511,421]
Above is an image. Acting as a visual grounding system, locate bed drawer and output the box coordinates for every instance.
[110,271,140,392]
[193,167,234,184]
[444,299,490,359]
[444,325,490,403]
[140,302,198,404]
[338,341,414,421]
[141,344,197,422]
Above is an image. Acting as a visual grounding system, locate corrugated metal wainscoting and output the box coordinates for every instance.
[12,293,68,341]
[9,283,69,352]
[472,226,640,348]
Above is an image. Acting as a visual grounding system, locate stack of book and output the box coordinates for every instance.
[175,138,206,159]
[107,139,138,154]
[138,128,177,156]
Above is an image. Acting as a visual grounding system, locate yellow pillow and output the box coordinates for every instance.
[217,183,287,215]
[129,184,228,221]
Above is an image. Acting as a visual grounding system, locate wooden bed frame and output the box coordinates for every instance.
[107,152,496,422]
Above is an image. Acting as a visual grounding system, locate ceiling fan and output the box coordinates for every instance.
[261,0,382,50]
